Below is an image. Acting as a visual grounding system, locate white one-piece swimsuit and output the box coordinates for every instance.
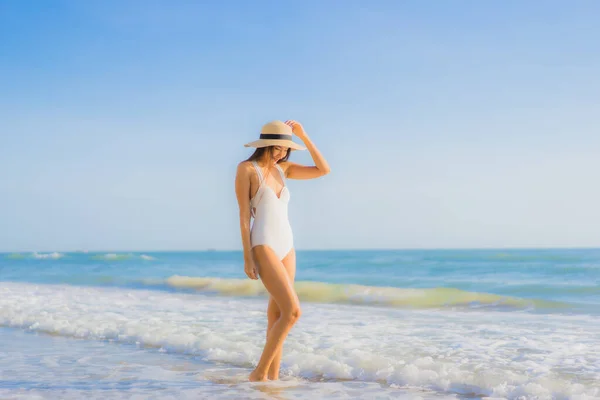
[250,161,294,260]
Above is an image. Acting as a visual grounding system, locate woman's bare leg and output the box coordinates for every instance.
[249,246,301,382]
[265,297,280,377]
[267,249,296,380]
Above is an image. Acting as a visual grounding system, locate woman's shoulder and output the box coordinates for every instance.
[238,161,264,183]
[237,160,255,169]
[236,160,255,176]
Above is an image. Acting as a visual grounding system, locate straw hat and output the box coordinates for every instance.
[244,120,306,151]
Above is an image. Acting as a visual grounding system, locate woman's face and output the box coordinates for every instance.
[271,146,288,163]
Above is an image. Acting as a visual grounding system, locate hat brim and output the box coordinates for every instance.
[244,139,306,151]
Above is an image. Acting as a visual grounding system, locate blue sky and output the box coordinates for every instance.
[1,0,599,251]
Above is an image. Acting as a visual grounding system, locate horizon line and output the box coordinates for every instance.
[1,245,599,254]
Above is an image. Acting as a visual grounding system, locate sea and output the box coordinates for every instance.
[1,249,599,400]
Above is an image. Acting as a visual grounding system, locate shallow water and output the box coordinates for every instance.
[1,249,599,398]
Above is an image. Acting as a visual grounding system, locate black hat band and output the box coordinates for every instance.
[259,134,292,140]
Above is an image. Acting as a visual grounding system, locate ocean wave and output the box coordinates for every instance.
[158,275,567,311]
[32,252,64,259]
[5,253,26,259]
[1,282,598,399]
[91,253,132,261]
[2,252,64,260]
[4,252,157,262]
[90,254,157,261]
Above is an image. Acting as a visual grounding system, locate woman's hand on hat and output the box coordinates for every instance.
[285,120,307,139]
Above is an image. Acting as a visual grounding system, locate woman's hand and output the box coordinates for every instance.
[285,120,308,140]
[244,257,259,280]
[281,119,331,179]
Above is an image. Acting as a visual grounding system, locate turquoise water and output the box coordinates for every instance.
[2,249,600,313]
[2,249,600,399]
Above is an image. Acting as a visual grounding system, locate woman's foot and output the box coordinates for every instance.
[267,372,279,380]
[249,369,268,382]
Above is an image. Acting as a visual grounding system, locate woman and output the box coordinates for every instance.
[234,120,330,381]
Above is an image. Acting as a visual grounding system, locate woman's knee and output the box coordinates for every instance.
[282,305,302,324]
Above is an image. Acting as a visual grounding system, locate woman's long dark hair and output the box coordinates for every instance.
[245,146,291,164]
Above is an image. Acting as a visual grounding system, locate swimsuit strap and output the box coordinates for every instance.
[275,164,286,186]
[250,161,264,216]
[251,161,264,184]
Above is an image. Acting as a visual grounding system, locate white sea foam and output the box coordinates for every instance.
[1,282,599,399]
[2,328,440,400]
[32,252,64,259]
[91,253,132,261]
[90,253,155,261]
